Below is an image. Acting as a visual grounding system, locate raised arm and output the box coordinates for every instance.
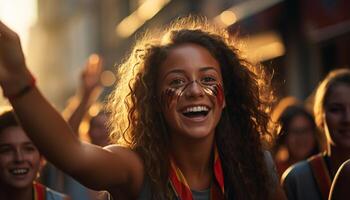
[63,54,103,134]
[0,21,144,195]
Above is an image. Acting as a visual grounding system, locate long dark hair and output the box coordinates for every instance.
[107,16,274,199]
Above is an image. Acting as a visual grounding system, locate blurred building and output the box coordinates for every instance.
[1,0,350,106]
[222,0,350,99]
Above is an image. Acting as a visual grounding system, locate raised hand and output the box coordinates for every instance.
[63,54,103,134]
[81,54,103,97]
[0,21,32,98]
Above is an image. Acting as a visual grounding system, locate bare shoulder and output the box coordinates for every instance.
[335,159,350,182]
[103,145,145,197]
[104,145,143,166]
[342,159,350,173]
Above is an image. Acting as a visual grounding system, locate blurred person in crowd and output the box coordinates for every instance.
[0,110,70,200]
[282,69,350,200]
[63,53,110,147]
[87,109,110,147]
[271,97,322,178]
[0,17,286,199]
[52,54,109,200]
[328,159,350,200]
[64,54,109,200]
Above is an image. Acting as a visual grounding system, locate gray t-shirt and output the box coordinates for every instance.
[282,160,323,200]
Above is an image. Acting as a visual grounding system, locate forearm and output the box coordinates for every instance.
[10,86,84,174]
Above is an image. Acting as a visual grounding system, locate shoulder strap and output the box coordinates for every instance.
[33,182,46,200]
[308,154,332,200]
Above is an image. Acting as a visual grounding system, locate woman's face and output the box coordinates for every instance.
[285,115,316,160]
[0,127,41,189]
[324,84,350,149]
[157,43,225,140]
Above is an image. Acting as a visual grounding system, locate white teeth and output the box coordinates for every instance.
[10,168,29,175]
[183,106,209,113]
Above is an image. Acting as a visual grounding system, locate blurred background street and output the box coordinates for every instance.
[0,0,349,109]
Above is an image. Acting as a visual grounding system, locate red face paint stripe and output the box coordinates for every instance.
[161,88,177,109]
[215,84,224,108]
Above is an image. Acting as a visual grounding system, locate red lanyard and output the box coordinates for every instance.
[33,182,46,200]
[169,146,225,200]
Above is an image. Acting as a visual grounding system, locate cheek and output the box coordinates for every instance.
[325,113,339,129]
[203,84,225,107]
[215,84,224,107]
[160,88,182,110]
[28,153,41,168]
[0,155,13,165]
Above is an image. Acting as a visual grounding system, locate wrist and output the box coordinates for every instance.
[4,71,36,100]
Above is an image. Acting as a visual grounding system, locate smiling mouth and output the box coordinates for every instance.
[9,168,29,176]
[182,106,210,118]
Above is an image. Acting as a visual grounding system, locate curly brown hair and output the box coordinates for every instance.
[107,16,275,199]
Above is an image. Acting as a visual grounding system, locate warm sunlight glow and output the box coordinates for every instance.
[101,70,116,87]
[0,0,37,106]
[0,0,38,52]
[241,31,285,63]
[220,11,237,26]
[116,0,171,38]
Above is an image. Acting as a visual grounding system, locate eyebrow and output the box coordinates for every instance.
[0,142,35,147]
[163,66,219,80]
[199,66,220,73]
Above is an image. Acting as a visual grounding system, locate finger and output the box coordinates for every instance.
[88,54,101,74]
[94,56,103,74]
[0,21,17,40]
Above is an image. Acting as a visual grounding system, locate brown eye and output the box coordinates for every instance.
[23,144,37,152]
[0,147,11,154]
[201,76,217,85]
[169,79,185,87]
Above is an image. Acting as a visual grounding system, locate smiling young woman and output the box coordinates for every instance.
[0,111,70,200]
[0,17,286,199]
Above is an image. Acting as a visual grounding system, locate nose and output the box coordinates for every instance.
[183,81,204,98]
[14,149,24,162]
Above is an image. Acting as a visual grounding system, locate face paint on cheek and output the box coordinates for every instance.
[215,84,225,107]
[160,88,181,110]
[202,83,225,108]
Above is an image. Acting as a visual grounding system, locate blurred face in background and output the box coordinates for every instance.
[0,127,41,189]
[286,114,316,160]
[88,113,110,147]
[324,84,350,149]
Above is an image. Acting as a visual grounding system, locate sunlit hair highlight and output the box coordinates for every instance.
[107,16,275,199]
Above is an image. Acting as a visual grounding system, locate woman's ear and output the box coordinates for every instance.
[39,156,47,170]
[36,156,47,179]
